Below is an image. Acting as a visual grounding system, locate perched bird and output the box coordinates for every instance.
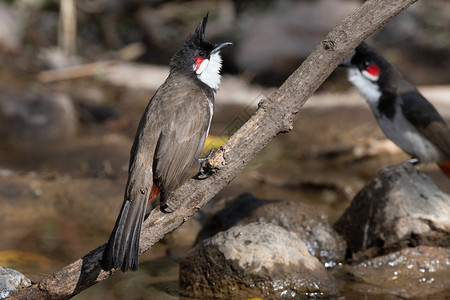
[341,42,450,177]
[101,15,232,272]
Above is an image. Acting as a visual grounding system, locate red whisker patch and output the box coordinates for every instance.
[194,56,204,72]
[366,65,380,77]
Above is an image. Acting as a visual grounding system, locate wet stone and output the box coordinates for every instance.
[0,266,31,299]
[334,164,450,261]
[179,222,337,299]
[342,246,450,299]
[197,193,346,266]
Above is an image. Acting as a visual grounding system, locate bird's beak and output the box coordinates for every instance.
[211,42,233,54]
[339,61,352,68]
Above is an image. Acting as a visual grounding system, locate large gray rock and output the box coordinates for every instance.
[197,193,346,266]
[180,222,337,299]
[334,164,450,261]
[0,266,31,299]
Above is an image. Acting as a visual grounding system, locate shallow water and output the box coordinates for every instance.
[1,90,449,298]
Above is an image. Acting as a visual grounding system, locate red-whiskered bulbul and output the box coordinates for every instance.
[101,15,232,272]
[341,42,450,177]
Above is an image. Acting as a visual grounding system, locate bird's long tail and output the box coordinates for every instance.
[437,161,450,178]
[101,184,160,272]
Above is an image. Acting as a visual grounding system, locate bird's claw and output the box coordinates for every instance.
[405,157,420,165]
[160,203,175,213]
[383,158,421,174]
[197,148,216,164]
[197,148,217,177]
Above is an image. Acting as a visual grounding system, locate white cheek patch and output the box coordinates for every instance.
[195,59,209,74]
[361,69,379,82]
[197,52,223,90]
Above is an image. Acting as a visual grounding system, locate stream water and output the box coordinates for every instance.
[1,86,449,299]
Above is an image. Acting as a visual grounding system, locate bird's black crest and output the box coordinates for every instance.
[193,14,208,42]
[184,14,214,52]
[355,42,377,58]
[351,42,387,69]
[170,14,215,73]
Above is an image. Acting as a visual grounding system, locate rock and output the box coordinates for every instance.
[342,246,450,299]
[334,164,450,261]
[0,92,78,146]
[197,193,346,266]
[179,222,337,299]
[0,266,31,299]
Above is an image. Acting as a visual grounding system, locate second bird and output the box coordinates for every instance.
[342,42,450,177]
[101,15,232,272]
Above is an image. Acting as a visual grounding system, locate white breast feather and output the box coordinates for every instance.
[205,99,214,138]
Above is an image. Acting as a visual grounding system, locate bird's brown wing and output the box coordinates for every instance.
[102,85,166,272]
[419,122,450,157]
[400,91,450,157]
[152,88,212,200]
[102,75,212,271]
[125,98,161,201]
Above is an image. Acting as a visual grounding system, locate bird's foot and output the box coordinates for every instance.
[382,158,421,174]
[197,148,216,164]
[197,148,217,178]
[404,157,420,166]
[160,202,175,213]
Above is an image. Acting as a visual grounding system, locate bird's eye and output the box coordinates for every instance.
[358,61,370,71]
[198,51,206,57]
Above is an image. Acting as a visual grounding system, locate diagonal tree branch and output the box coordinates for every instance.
[11,0,419,299]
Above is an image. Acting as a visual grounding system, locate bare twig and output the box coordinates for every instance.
[11,0,419,299]
[36,44,146,83]
[36,61,117,83]
[59,0,77,57]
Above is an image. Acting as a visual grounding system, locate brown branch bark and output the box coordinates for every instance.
[11,0,419,299]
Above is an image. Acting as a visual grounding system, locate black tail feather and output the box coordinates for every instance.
[101,194,147,272]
